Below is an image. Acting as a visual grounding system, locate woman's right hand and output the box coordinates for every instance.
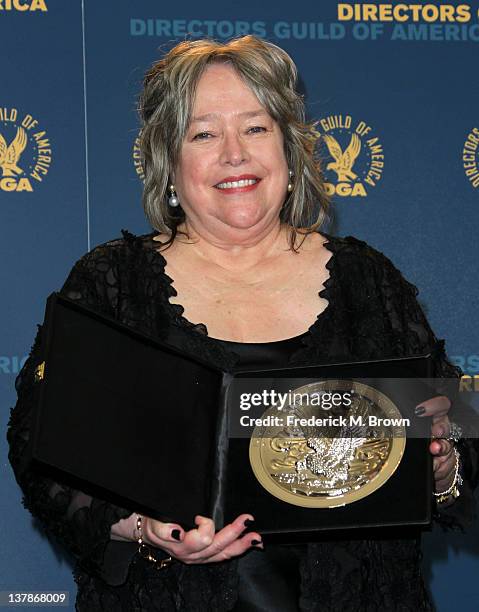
[141,513,263,564]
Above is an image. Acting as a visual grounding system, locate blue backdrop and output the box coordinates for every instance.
[1,1,478,609]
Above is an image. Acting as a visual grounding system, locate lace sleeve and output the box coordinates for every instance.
[374,248,479,531]
[7,250,136,585]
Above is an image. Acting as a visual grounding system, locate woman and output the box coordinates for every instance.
[8,36,478,611]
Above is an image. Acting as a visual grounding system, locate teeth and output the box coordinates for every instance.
[216,179,258,189]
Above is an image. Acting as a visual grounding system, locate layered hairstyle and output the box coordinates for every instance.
[137,35,329,249]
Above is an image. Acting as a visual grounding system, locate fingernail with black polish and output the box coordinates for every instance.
[171,529,181,541]
[415,406,426,416]
[251,539,262,546]
[244,519,255,527]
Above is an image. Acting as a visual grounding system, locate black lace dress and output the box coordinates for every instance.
[7,230,478,612]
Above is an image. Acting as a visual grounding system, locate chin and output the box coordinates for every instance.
[221,212,266,231]
[219,202,274,230]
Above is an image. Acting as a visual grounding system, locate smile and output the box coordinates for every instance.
[216,178,259,189]
[214,175,261,193]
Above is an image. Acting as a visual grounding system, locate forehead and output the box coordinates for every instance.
[192,63,265,117]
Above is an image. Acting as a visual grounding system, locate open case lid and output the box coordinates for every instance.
[31,292,226,523]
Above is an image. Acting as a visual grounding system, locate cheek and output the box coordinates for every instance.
[265,137,288,175]
[177,153,211,191]
[267,149,289,187]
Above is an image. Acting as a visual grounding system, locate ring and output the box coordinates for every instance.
[432,421,463,443]
[447,421,463,443]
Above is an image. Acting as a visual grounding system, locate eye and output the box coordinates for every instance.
[247,126,267,134]
[192,131,213,141]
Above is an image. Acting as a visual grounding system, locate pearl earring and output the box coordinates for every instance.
[168,184,180,207]
[287,169,294,193]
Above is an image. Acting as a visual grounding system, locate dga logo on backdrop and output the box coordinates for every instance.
[462,127,479,189]
[0,107,52,192]
[317,115,384,198]
[132,133,145,181]
[0,0,47,11]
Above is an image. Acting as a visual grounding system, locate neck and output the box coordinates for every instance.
[177,218,291,274]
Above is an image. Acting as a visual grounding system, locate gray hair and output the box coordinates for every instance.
[137,35,329,249]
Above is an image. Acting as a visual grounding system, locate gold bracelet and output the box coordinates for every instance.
[136,515,173,569]
[433,447,463,504]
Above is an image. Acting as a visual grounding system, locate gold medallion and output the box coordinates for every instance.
[249,380,406,508]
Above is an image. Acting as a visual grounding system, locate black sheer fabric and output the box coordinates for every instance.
[7,230,479,611]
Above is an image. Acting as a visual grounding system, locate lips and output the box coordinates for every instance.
[214,174,261,193]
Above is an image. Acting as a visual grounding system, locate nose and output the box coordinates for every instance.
[219,130,249,167]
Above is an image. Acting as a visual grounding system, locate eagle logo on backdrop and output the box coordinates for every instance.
[0,108,52,192]
[317,115,385,198]
[0,128,27,177]
[323,133,361,183]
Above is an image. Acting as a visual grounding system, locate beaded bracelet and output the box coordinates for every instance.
[136,515,173,569]
[433,447,463,505]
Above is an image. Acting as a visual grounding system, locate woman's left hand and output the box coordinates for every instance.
[415,396,457,493]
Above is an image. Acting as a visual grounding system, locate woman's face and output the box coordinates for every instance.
[174,63,289,239]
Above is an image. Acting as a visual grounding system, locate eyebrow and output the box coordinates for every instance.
[191,109,269,123]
